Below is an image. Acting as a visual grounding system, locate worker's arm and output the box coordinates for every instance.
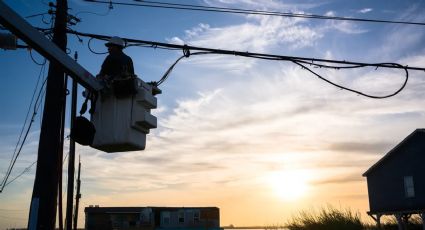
[99,55,112,76]
[127,56,135,75]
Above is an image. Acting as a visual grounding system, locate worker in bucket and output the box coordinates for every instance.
[97,36,135,84]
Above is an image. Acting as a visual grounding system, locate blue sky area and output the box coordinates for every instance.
[1,0,425,229]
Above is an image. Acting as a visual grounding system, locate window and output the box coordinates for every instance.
[404,176,415,198]
[178,210,185,223]
[193,210,200,223]
[162,212,170,225]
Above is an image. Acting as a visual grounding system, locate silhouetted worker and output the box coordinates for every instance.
[98,36,135,83]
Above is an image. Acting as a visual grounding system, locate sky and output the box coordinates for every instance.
[1,0,425,229]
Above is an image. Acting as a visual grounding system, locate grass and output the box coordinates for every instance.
[285,206,363,230]
[284,206,423,230]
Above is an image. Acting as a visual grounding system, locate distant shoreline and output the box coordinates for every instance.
[222,226,287,230]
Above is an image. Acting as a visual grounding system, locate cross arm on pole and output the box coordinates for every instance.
[0,1,102,91]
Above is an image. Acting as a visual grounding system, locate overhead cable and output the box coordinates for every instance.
[65,30,422,99]
[85,0,425,26]
[75,0,113,17]
[66,30,424,71]
[2,161,37,188]
[0,63,48,193]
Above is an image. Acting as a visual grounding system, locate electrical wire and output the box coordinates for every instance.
[1,83,63,190]
[0,83,46,192]
[156,52,409,98]
[74,5,112,18]
[88,37,108,54]
[74,0,114,21]
[29,49,47,66]
[25,12,50,19]
[0,64,48,193]
[67,29,425,71]
[66,30,425,98]
[0,62,46,189]
[291,61,408,99]
[127,43,181,51]
[156,51,209,86]
[2,161,37,188]
[85,0,425,26]
[0,208,23,211]
[0,214,26,220]
[39,71,48,126]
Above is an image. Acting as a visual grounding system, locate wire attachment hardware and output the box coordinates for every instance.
[183,44,190,57]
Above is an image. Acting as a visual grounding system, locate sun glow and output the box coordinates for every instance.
[268,170,311,201]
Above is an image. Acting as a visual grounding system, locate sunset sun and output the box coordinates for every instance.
[268,170,310,201]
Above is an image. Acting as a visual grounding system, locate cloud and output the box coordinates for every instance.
[203,0,321,12]
[166,15,323,75]
[328,141,393,154]
[312,174,364,185]
[358,8,373,14]
[110,50,425,201]
[329,21,368,34]
[166,37,185,45]
[173,15,322,53]
[322,11,368,34]
[370,4,425,60]
[325,11,335,17]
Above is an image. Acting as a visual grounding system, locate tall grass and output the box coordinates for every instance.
[284,206,423,230]
[285,206,363,230]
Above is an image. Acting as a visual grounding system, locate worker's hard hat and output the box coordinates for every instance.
[105,36,125,48]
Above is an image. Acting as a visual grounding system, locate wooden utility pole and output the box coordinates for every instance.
[27,0,68,229]
[58,76,69,230]
[65,54,78,230]
[73,156,82,230]
[1,4,104,228]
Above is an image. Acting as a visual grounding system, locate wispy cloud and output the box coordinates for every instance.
[322,11,368,34]
[328,141,392,154]
[173,16,322,52]
[203,0,321,12]
[110,47,425,210]
[165,14,323,75]
[358,8,373,14]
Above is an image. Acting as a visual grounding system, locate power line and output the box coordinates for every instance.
[84,0,425,26]
[153,51,409,99]
[74,0,113,17]
[66,29,425,71]
[0,214,26,220]
[0,62,46,190]
[0,80,46,192]
[29,49,47,66]
[2,150,70,191]
[65,30,423,99]
[0,208,23,211]
[0,63,48,193]
[2,161,37,188]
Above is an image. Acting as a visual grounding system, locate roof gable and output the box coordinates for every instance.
[362,128,425,176]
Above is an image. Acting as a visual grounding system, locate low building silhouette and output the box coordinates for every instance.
[85,206,220,230]
[363,129,425,229]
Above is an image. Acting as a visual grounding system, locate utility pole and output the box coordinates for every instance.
[73,156,82,230]
[27,0,68,229]
[65,52,78,230]
[58,75,69,230]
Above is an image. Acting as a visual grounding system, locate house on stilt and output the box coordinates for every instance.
[363,129,425,230]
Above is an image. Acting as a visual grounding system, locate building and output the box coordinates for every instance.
[363,129,425,229]
[85,206,220,230]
